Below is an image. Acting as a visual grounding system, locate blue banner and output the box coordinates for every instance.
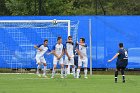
[0,16,140,69]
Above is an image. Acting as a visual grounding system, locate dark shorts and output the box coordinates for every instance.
[116,66,126,70]
[116,59,128,70]
[74,55,78,67]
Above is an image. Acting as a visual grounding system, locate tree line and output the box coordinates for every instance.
[0,0,140,15]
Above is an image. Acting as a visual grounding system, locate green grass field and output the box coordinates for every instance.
[0,74,140,93]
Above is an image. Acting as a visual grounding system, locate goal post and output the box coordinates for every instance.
[0,19,79,73]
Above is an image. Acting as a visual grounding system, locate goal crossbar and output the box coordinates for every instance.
[0,20,71,36]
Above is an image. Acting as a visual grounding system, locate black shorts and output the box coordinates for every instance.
[116,66,126,70]
[116,60,128,70]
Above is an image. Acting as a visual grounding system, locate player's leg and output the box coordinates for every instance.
[120,68,125,83]
[51,58,57,78]
[64,57,69,77]
[83,58,88,78]
[115,67,119,83]
[76,58,82,78]
[41,57,47,77]
[42,63,47,77]
[60,58,64,78]
[37,63,41,77]
[121,60,128,83]
[65,65,68,77]
[71,58,76,78]
[36,56,41,77]
[51,64,56,78]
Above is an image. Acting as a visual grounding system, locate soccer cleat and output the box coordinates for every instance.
[79,75,81,78]
[42,75,47,78]
[73,75,76,78]
[64,74,67,78]
[37,74,41,77]
[123,80,125,83]
[51,76,54,79]
[61,76,64,79]
[76,76,79,79]
[84,76,88,79]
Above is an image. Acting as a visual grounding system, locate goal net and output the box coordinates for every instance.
[0,19,79,72]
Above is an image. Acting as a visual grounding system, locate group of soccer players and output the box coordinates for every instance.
[34,36,128,83]
[34,36,88,79]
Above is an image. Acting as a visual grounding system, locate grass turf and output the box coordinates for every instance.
[0,74,140,93]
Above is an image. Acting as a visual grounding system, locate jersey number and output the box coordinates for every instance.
[125,51,128,57]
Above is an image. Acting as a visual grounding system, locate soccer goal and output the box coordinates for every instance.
[0,19,79,73]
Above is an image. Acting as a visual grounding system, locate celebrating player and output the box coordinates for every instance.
[64,36,75,78]
[51,36,65,78]
[76,38,88,79]
[108,43,128,83]
[34,39,50,78]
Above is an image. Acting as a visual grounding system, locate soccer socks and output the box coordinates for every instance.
[65,68,68,77]
[115,71,118,82]
[52,68,56,78]
[37,65,41,74]
[114,70,125,83]
[43,66,46,76]
[121,69,124,75]
[72,67,75,77]
[121,70,125,82]
[61,68,64,77]
[77,69,80,78]
[84,69,87,77]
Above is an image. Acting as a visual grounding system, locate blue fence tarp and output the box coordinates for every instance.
[0,16,140,69]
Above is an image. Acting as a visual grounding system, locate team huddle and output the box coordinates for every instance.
[34,36,88,79]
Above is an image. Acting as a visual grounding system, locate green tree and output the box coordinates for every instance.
[0,0,10,15]
[1,0,140,15]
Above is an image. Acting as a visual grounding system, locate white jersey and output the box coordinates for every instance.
[77,43,88,67]
[77,44,87,57]
[52,43,64,56]
[36,44,50,57]
[65,42,74,56]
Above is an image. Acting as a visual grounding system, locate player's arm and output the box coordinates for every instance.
[46,47,53,55]
[65,49,71,60]
[76,48,83,59]
[64,44,71,60]
[58,49,64,59]
[51,45,59,58]
[66,41,74,45]
[108,53,119,62]
[77,41,87,47]
[47,51,53,55]
[51,50,59,58]
[34,45,42,51]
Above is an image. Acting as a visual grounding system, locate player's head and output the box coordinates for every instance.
[119,43,123,48]
[44,39,48,46]
[68,36,72,41]
[80,38,85,43]
[57,36,62,43]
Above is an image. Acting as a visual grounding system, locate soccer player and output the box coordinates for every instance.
[64,36,75,78]
[108,43,128,83]
[51,36,65,78]
[34,39,50,78]
[76,38,88,79]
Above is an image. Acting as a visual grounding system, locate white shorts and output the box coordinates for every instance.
[36,56,46,64]
[78,57,88,67]
[53,57,64,65]
[64,56,74,65]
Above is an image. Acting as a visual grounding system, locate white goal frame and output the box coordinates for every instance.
[0,20,71,37]
[0,19,72,73]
